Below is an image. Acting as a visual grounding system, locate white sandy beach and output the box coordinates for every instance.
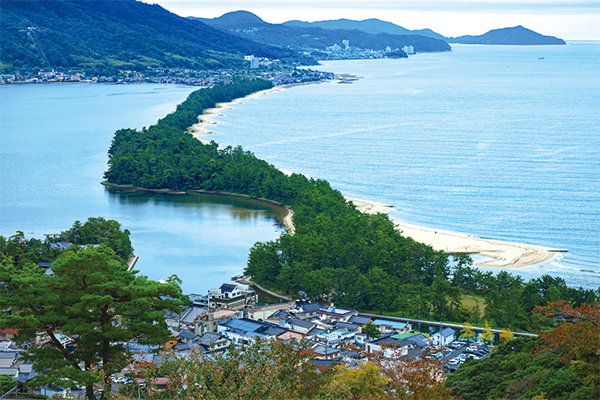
[188,86,286,139]
[348,197,561,269]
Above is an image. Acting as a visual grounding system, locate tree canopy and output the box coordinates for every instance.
[103,79,598,332]
[446,301,600,400]
[0,222,185,400]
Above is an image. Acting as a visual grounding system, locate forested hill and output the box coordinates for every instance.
[0,0,312,74]
[449,26,566,45]
[192,11,451,53]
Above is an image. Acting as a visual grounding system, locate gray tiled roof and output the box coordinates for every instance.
[220,283,237,292]
[290,318,316,329]
[178,330,198,340]
[301,303,322,312]
[348,315,371,325]
[199,333,225,347]
[335,321,360,330]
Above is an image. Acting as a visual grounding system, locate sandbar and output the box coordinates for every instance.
[188,86,285,138]
[348,197,562,269]
[185,88,562,270]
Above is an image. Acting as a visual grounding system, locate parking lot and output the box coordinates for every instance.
[433,341,491,372]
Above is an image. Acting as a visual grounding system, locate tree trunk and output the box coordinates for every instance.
[86,384,97,400]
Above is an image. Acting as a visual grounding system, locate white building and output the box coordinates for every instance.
[431,327,456,347]
[246,55,259,69]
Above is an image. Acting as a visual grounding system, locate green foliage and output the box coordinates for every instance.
[0,242,185,400]
[128,338,333,400]
[332,360,388,400]
[363,322,381,339]
[198,14,451,54]
[0,217,134,268]
[50,217,133,263]
[1,0,310,73]
[446,337,596,400]
[103,78,598,326]
[0,376,17,394]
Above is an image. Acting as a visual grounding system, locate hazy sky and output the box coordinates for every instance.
[153,0,599,40]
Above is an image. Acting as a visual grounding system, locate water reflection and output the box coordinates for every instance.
[104,188,287,293]
[106,189,288,225]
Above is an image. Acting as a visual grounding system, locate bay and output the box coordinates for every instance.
[0,83,286,294]
[200,43,600,290]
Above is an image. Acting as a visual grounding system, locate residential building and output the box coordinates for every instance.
[199,333,231,353]
[317,306,358,323]
[431,327,456,347]
[247,302,293,321]
[208,284,256,311]
[371,319,412,335]
[366,334,414,358]
[193,308,241,335]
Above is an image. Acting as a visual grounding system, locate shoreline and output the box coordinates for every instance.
[104,180,562,269]
[188,86,284,137]
[348,197,564,269]
[188,81,328,138]
[119,82,565,271]
[100,181,295,232]
[187,101,564,269]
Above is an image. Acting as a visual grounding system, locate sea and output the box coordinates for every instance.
[1,42,599,293]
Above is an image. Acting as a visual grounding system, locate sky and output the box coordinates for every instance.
[153,0,600,40]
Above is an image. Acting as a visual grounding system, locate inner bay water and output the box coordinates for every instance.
[1,42,598,292]
[0,83,286,294]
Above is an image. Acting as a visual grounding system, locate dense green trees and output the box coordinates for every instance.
[446,335,597,400]
[103,79,598,331]
[1,0,310,73]
[0,217,134,267]
[0,221,185,400]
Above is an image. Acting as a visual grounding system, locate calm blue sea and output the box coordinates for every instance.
[1,43,598,292]
[0,83,286,294]
[203,42,600,290]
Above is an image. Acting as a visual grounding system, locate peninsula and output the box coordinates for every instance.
[190,92,565,270]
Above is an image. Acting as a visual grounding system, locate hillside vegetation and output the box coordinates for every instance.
[1,0,311,74]
[449,25,566,45]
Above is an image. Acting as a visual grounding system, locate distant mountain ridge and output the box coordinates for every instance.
[283,18,447,41]
[192,11,451,53]
[449,26,566,45]
[283,18,565,45]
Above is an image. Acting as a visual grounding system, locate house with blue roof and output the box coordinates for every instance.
[371,319,412,334]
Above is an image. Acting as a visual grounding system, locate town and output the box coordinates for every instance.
[1,268,493,398]
[0,56,335,87]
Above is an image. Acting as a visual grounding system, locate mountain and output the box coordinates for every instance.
[283,19,566,46]
[449,26,566,45]
[0,1,312,74]
[192,11,451,54]
[284,18,447,41]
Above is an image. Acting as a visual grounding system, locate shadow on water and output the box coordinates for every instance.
[101,187,289,293]
[105,188,289,226]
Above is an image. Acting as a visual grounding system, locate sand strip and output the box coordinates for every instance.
[188,86,283,138]
[347,197,563,269]
[184,87,562,270]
